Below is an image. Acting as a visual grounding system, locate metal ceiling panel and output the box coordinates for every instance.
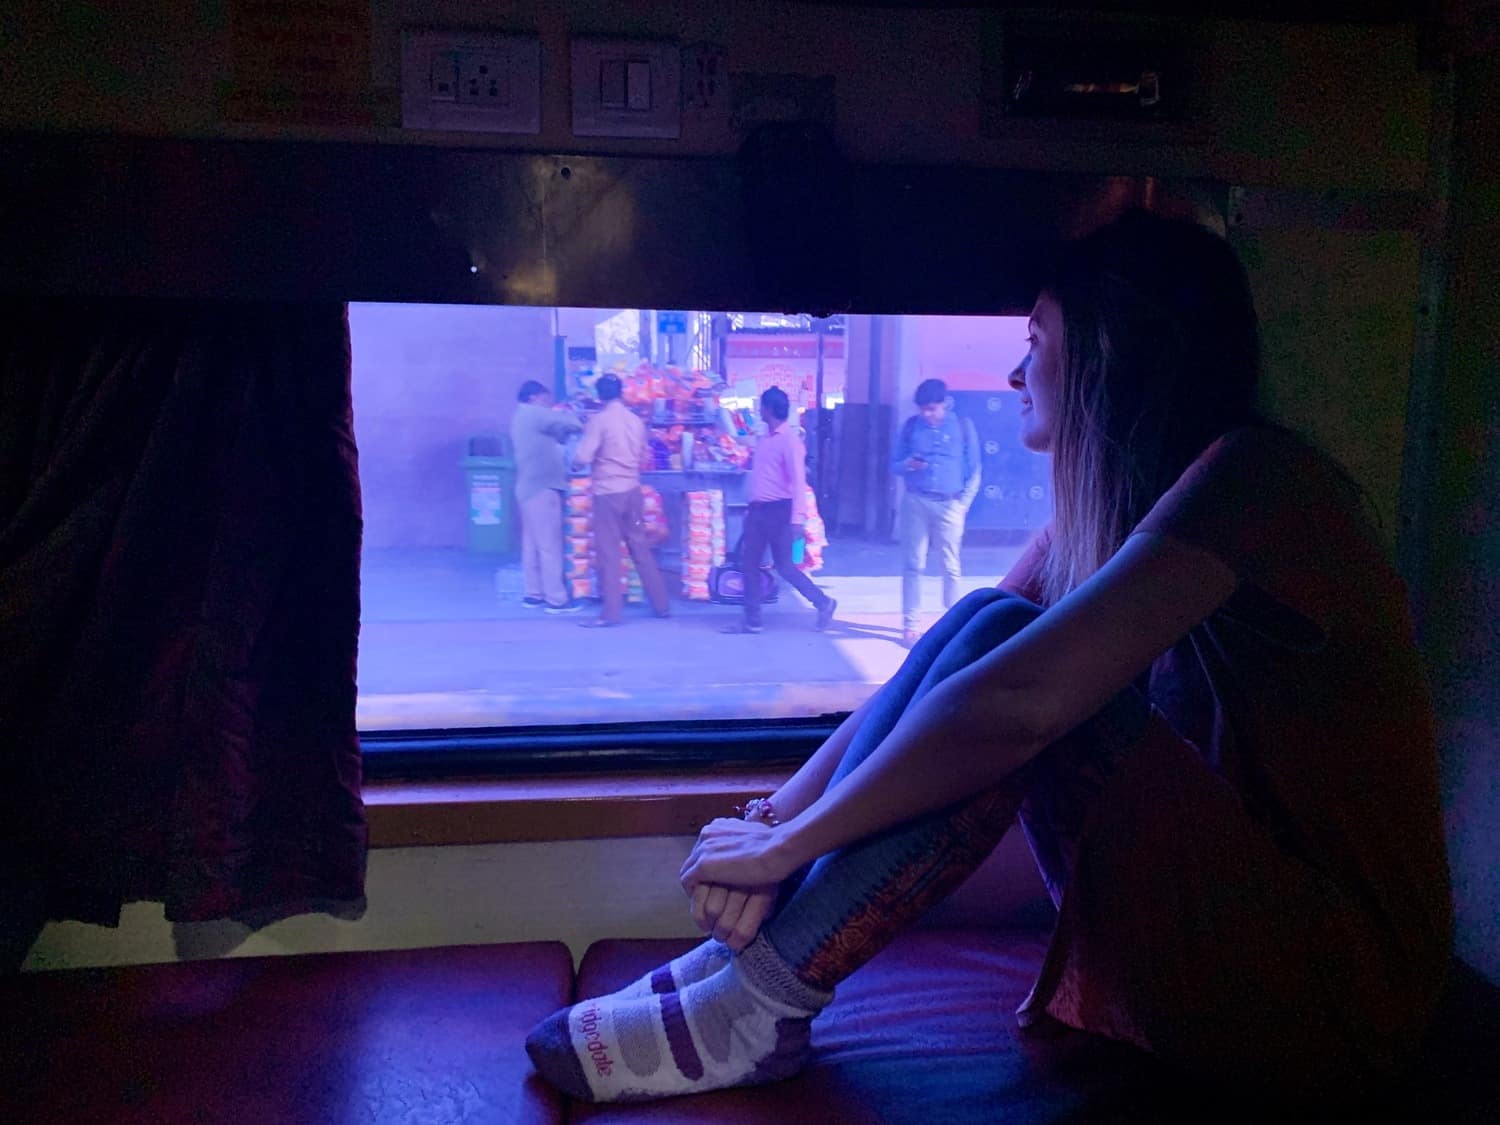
[0,133,1224,315]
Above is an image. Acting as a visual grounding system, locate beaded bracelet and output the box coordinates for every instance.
[736,796,781,826]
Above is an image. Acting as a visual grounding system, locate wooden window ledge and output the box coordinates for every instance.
[363,767,794,848]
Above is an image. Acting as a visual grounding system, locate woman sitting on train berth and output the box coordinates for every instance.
[527,210,1453,1104]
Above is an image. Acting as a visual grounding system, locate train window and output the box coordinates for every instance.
[353,304,1047,761]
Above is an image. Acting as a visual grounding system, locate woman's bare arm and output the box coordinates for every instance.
[687,695,871,949]
[682,532,1238,889]
[685,695,870,948]
[766,693,875,820]
[754,521,1038,826]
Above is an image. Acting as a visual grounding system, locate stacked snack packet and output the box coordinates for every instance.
[681,490,727,600]
[564,477,595,602]
[564,476,654,604]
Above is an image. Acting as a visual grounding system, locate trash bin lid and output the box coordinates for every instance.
[468,433,507,456]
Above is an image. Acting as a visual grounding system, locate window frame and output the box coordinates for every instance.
[359,713,843,781]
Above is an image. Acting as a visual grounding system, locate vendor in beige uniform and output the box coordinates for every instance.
[511,380,583,614]
[573,373,671,627]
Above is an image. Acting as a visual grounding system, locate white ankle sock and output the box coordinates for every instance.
[617,938,731,998]
[527,936,830,1103]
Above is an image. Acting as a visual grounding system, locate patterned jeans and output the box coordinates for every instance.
[762,588,1150,991]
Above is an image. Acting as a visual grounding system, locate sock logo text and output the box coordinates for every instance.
[578,1005,614,1076]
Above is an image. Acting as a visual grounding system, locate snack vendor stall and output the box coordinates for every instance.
[560,359,827,605]
[567,362,752,569]
[564,366,750,600]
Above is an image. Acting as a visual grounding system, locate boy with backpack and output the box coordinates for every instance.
[892,378,981,647]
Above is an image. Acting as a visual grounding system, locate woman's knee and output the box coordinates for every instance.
[918,593,1042,684]
[949,587,1009,615]
[922,588,1008,634]
[962,590,1043,638]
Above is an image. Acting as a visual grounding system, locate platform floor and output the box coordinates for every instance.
[358,540,1027,730]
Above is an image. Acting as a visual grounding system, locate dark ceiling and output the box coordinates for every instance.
[783,1,1424,23]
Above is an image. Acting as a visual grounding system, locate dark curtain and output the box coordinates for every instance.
[0,299,366,935]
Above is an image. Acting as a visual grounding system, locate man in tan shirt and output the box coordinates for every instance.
[572,373,670,626]
[511,380,583,613]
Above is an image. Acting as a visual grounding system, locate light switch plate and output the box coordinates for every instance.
[401,30,541,134]
[571,38,681,138]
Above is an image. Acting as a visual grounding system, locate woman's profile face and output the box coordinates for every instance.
[1011,292,1063,453]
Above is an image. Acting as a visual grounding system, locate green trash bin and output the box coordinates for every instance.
[462,438,517,555]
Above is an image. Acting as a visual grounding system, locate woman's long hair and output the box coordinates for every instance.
[1037,211,1263,605]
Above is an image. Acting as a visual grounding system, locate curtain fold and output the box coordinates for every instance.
[0,298,366,927]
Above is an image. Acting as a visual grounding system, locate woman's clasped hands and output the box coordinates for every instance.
[679,816,805,951]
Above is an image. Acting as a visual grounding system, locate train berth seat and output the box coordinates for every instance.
[570,929,1500,1125]
[4,927,1496,1122]
[0,941,574,1125]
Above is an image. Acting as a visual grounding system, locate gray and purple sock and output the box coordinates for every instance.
[525,935,829,1103]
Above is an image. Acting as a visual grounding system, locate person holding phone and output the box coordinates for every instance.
[892,379,982,647]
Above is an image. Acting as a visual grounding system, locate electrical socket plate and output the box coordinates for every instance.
[401,30,541,134]
[682,43,728,117]
[571,38,681,139]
